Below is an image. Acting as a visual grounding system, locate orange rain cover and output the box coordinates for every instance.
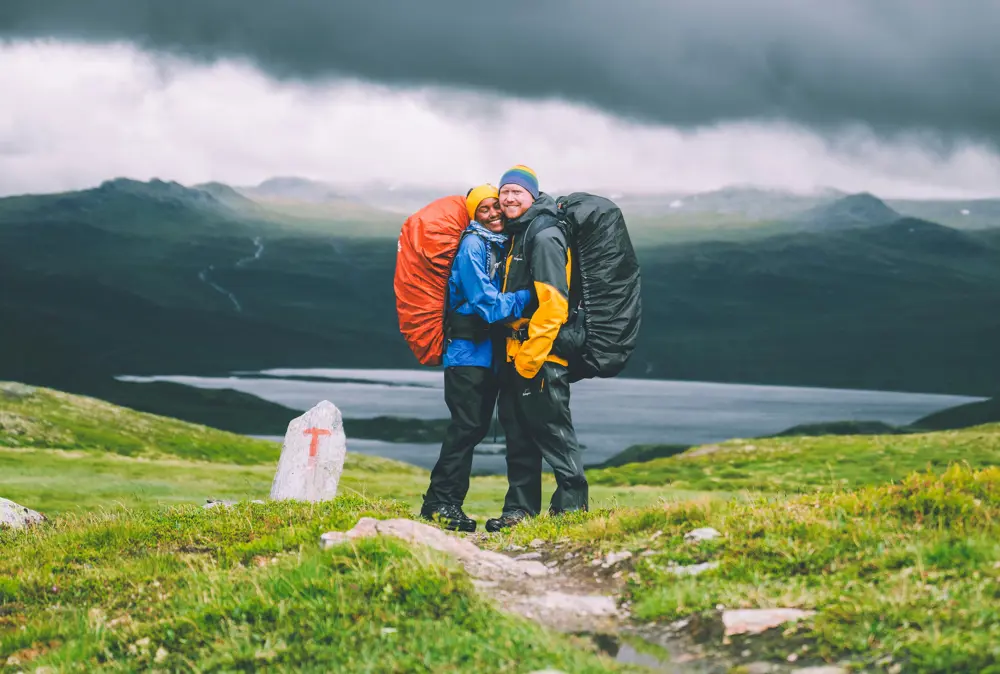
[394,195,470,366]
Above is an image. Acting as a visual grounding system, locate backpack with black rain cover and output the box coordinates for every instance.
[533,193,641,382]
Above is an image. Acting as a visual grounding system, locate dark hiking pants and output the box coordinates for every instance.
[423,366,499,508]
[498,362,589,516]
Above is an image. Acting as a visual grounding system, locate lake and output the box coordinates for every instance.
[119,369,982,474]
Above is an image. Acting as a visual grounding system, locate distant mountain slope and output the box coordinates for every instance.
[2,179,1000,399]
[0,180,407,396]
[238,176,464,215]
[889,197,1000,229]
[631,218,1000,394]
[618,185,843,219]
[912,397,1000,430]
[245,176,347,203]
[789,192,901,230]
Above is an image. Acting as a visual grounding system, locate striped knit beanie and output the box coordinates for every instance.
[498,165,539,200]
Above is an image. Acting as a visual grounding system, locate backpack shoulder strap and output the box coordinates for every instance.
[522,215,565,267]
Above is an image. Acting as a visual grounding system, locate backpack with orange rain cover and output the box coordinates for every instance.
[394,196,470,366]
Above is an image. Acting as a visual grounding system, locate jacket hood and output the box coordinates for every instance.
[504,192,559,235]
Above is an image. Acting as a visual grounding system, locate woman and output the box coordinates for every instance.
[419,184,530,531]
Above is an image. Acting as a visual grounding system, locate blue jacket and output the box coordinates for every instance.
[444,223,530,368]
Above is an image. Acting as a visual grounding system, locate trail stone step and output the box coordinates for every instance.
[320,518,623,633]
[321,517,551,579]
[722,608,815,636]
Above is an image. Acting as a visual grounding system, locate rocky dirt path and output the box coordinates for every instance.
[320,518,848,674]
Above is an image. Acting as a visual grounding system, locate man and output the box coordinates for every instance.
[485,166,589,533]
[420,184,530,532]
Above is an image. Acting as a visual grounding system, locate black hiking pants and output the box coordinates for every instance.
[423,366,499,508]
[498,362,589,516]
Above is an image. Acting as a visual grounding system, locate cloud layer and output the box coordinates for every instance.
[2,42,1000,199]
[2,1,998,143]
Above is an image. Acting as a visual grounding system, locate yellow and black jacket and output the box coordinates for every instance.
[501,193,573,379]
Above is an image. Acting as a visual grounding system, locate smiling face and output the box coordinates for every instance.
[474,197,503,233]
[499,184,534,220]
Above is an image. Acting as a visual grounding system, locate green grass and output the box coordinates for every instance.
[0,446,703,519]
[590,424,1000,492]
[0,498,626,672]
[586,443,690,469]
[7,384,1000,671]
[0,382,710,517]
[491,465,1000,673]
[0,384,278,465]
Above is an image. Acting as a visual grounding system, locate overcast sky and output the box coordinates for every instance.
[2,2,999,198]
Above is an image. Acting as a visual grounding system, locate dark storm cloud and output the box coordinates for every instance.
[2,0,998,142]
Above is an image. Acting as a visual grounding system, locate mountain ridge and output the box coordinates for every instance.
[3,178,1000,400]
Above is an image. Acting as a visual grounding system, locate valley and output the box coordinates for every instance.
[2,178,999,425]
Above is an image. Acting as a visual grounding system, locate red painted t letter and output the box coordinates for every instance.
[304,427,332,457]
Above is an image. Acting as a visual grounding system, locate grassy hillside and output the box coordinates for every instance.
[0,499,623,673]
[0,382,279,464]
[0,383,692,516]
[913,397,1000,431]
[6,385,1000,671]
[588,423,1000,492]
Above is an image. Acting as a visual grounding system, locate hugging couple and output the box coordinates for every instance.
[420,165,589,533]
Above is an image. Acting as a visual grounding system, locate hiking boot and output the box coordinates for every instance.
[420,504,477,532]
[485,509,529,533]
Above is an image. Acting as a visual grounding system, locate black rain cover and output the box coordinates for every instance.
[557,193,642,381]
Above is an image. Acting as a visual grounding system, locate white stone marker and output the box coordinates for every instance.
[269,400,347,502]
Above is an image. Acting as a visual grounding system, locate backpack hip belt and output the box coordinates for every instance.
[446,311,491,343]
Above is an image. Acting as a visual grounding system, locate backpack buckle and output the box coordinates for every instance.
[508,326,529,342]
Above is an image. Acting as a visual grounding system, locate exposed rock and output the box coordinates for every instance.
[204,499,265,510]
[529,538,545,548]
[685,527,722,542]
[204,499,238,510]
[0,497,45,530]
[320,518,627,634]
[722,608,815,636]
[321,518,551,579]
[495,590,619,633]
[667,561,720,577]
[602,550,633,568]
[679,444,724,459]
[513,552,543,561]
[270,401,347,502]
[0,382,36,399]
[794,667,848,674]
